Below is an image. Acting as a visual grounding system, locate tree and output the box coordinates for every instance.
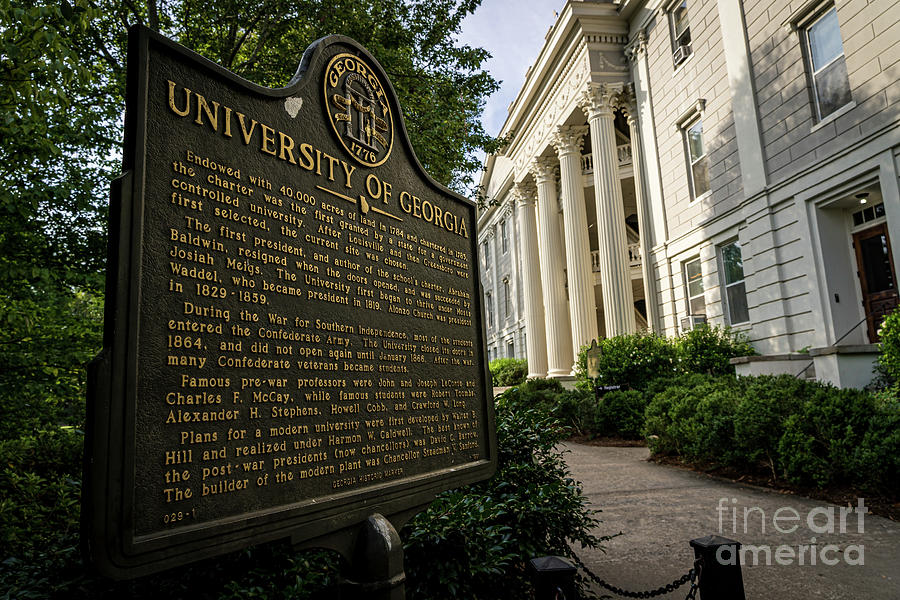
[0,0,501,435]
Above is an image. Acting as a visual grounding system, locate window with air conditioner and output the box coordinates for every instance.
[669,0,692,67]
[803,5,852,121]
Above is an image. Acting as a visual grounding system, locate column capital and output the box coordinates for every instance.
[531,157,558,185]
[624,31,648,63]
[620,83,638,124]
[579,82,625,121]
[551,125,588,158]
[512,179,537,206]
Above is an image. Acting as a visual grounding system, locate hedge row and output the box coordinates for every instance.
[539,371,899,495]
[645,373,900,493]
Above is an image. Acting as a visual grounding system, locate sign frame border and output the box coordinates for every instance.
[82,25,496,580]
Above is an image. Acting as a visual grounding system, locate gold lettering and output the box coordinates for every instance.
[168,80,191,116]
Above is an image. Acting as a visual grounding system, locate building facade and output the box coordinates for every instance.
[477,0,899,387]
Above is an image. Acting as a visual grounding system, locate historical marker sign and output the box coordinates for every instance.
[84,25,495,578]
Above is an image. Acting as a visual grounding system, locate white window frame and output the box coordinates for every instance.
[682,257,706,316]
[718,241,750,325]
[667,0,693,67]
[800,3,853,122]
[683,117,710,200]
[500,219,508,253]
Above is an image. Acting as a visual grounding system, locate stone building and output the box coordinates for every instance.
[477,0,899,387]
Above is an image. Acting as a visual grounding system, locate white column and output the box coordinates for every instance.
[581,83,636,337]
[513,181,548,378]
[506,203,521,330]
[552,125,599,370]
[489,224,501,326]
[623,87,660,332]
[533,158,574,378]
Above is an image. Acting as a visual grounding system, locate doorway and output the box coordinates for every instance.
[853,222,899,342]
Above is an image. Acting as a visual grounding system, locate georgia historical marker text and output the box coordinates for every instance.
[83,25,495,578]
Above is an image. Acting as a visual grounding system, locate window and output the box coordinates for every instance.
[503,278,511,319]
[669,0,692,66]
[720,242,749,324]
[486,292,494,328]
[483,240,490,265]
[507,341,515,358]
[804,6,851,120]
[500,220,509,253]
[852,202,886,228]
[683,258,706,316]
[684,118,710,198]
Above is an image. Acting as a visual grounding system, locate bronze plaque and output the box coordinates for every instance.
[83,25,495,578]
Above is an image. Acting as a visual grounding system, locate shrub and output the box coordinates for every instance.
[732,375,807,477]
[778,386,876,487]
[643,373,738,458]
[878,310,900,381]
[489,358,528,387]
[574,332,678,392]
[850,395,900,494]
[553,389,600,436]
[597,390,649,439]
[675,324,755,375]
[404,386,604,600]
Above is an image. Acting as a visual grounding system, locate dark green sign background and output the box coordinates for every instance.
[83,25,495,579]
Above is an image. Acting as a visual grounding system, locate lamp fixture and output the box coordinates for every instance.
[856,192,870,205]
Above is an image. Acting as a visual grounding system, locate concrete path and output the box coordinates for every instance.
[563,443,900,599]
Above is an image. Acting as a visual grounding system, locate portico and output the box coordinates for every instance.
[477,2,648,377]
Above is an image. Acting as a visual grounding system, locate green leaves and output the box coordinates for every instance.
[403,387,606,600]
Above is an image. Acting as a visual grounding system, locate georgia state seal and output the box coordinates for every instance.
[324,53,393,168]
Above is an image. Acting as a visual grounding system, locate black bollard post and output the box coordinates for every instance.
[530,556,578,600]
[689,535,745,600]
[341,514,406,600]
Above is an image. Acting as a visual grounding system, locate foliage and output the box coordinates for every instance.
[778,386,876,487]
[731,376,806,478]
[552,389,600,436]
[1,388,604,598]
[404,387,604,600]
[642,373,899,494]
[574,332,678,392]
[643,373,739,457]
[674,324,755,375]
[574,326,754,392]
[489,357,528,387]
[597,390,649,440]
[876,309,900,392]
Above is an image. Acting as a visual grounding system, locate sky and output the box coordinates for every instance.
[457,0,569,138]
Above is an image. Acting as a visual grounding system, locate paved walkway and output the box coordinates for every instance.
[563,443,900,599]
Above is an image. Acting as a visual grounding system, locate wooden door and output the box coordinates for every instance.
[853,223,899,342]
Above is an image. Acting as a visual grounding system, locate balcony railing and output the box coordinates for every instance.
[581,144,632,174]
[591,243,642,272]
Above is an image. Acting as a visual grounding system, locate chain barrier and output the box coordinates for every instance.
[572,553,702,599]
